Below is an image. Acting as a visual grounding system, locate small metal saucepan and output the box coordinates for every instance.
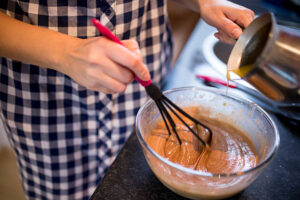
[228,12,300,104]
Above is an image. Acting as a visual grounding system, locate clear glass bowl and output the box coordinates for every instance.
[136,87,279,199]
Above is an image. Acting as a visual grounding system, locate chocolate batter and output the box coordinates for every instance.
[147,106,258,174]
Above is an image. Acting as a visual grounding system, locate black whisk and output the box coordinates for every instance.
[92,19,212,148]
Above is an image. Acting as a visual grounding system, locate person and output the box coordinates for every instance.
[0,0,254,199]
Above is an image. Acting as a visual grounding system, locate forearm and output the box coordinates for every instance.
[0,11,80,72]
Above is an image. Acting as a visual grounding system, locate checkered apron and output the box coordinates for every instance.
[0,0,172,199]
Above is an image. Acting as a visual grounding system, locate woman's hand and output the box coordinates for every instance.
[199,0,254,44]
[61,38,150,94]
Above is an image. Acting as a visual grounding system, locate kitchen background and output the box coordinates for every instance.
[0,0,299,199]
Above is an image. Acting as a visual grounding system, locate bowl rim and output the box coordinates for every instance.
[135,86,280,177]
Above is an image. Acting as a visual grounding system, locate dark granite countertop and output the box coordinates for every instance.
[90,2,300,199]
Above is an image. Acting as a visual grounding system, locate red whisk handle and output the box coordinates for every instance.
[135,77,152,87]
[92,19,151,87]
[92,19,122,45]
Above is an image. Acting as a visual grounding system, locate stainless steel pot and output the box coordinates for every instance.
[228,13,300,104]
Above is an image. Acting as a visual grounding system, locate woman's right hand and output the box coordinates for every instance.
[60,37,150,94]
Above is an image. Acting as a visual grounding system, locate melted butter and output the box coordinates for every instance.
[227,64,254,80]
[225,64,254,96]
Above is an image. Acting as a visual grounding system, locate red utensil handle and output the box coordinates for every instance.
[196,75,237,88]
[91,19,152,87]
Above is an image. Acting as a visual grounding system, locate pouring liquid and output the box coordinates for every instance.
[227,64,254,80]
[225,64,254,96]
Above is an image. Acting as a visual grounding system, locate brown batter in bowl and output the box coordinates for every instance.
[136,87,279,199]
[147,106,258,175]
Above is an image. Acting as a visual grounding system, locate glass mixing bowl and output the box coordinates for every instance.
[136,87,279,199]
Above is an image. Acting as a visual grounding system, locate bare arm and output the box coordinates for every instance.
[0,12,150,93]
[0,11,77,71]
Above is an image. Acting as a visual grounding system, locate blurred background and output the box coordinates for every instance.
[1,0,299,199]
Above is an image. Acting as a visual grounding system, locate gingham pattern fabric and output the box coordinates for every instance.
[0,0,172,199]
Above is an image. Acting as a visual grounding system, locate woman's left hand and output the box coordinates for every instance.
[199,0,255,44]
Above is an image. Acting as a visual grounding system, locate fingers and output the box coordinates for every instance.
[220,7,254,39]
[199,0,255,42]
[105,39,150,81]
[66,37,149,94]
[214,30,236,44]
[86,67,127,93]
[96,86,117,94]
[218,17,243,40]
[86,39,145,93]
[227,7,255,28]
[100,56,135,84]
[205,1,255,41]
[86,53,136,93]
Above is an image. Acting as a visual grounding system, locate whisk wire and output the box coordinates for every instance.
[144,84,212,147]
[156,100,182,145]
[161,97,207,147]
[162,96,213,143]
[155,101,171,136]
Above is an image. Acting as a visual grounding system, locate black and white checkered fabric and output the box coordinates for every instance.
[0,0,172,199]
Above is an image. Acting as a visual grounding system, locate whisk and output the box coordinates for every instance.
[92,19,212,148]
